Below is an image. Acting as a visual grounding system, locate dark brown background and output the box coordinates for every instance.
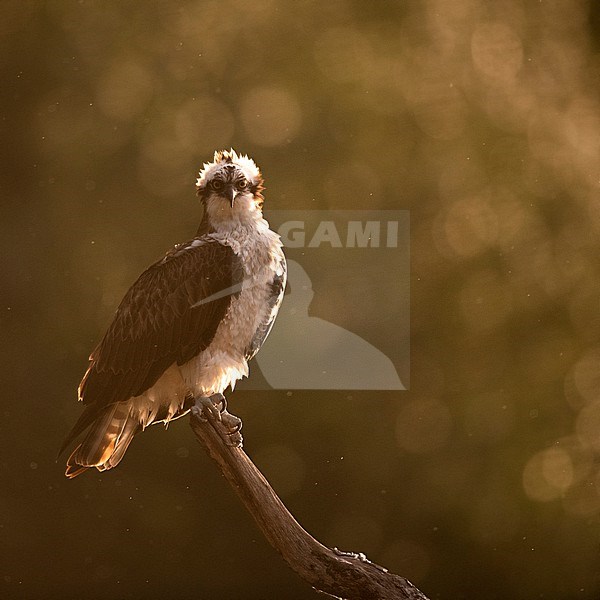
[3,1,600,598]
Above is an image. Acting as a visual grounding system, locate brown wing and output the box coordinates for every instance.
[60,238,243,455]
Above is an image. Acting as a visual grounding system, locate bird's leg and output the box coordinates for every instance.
[191,393,243,447]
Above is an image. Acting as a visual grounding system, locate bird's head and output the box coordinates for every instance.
[196,149,264,225]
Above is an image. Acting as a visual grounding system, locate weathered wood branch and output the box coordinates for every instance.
[189,408,431,600]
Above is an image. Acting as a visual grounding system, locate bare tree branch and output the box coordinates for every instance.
[189,407,431,600]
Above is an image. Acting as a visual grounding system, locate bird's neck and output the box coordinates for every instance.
[197,205,267,237]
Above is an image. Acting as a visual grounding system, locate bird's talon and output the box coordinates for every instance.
[190,405,207,422]
[222,411,242,432]
[209,392,227,414]
[193,395,223,422]
[221,408,243,447]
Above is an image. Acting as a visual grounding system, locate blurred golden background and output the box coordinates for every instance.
[2,0,600,598]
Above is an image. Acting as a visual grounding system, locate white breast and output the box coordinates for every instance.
[179,218,285,398]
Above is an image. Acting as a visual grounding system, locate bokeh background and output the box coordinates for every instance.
[3,1,600,598]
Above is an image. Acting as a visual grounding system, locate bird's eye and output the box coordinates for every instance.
[235,179,248,191]
[211,180,224,191]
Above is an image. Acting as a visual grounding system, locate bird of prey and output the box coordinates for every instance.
[60,149,286,478]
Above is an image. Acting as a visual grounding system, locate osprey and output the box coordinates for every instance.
[60,149,286,478]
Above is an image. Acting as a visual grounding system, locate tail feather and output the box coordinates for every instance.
[65,448,89,479]
[64,403,140,478]
[101,415,140,471]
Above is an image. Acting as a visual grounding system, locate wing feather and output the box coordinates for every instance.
[61,239,242,457]
[80,239,242,407]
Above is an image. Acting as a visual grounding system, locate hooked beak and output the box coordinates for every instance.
[223,185,237,207]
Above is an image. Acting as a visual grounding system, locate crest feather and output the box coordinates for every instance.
[196,148,261,191]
